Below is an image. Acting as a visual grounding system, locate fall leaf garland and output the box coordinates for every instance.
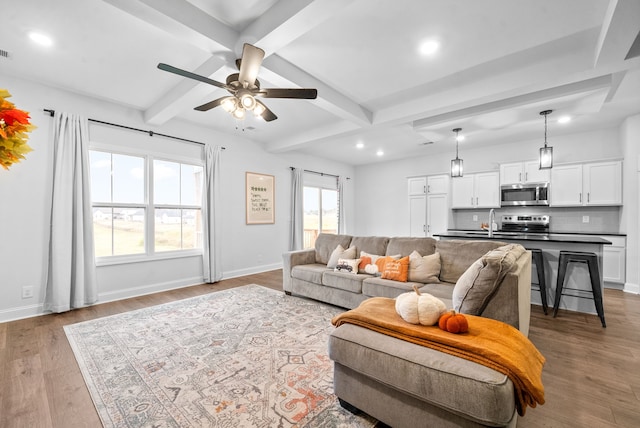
[0,89,36,170]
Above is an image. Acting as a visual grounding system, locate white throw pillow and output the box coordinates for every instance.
[334,258,360,275]
[327,245,357,268]
[408,251,441,283]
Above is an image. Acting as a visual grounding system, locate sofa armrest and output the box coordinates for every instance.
[282,249,317,292]
[480,250,532,336]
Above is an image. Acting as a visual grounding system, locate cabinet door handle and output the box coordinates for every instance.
[587,193,590,203]
[476,197,479,206]
[428,225,430,233]
[579,193,582,203]
[525,172,528,181]
[427,185,430,193]
[519,173,522,182]
[423,225,426,232]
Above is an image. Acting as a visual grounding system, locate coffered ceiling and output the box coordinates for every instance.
[3,0,640,165]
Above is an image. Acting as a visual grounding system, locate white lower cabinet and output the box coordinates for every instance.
[427,194,449,236]
[601,235,626,285]
[409,195,427,237]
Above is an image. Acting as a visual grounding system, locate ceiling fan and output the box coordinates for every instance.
[158,43,318,122]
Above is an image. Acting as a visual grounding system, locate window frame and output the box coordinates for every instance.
[302,173,340,249]
[90,142,204,266]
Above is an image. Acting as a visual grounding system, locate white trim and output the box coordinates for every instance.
[624,282,640,294]
[97,276,204,303]
[221,263,283,280]
[0,303,45,323]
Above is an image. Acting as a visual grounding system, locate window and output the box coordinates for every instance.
[303,175,339,248]
[90,150,203,260]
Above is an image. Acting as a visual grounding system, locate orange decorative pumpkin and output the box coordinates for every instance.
[438,310,469,334]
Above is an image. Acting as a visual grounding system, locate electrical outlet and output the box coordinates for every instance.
[582,216,590,223]
[22,285,34,299]
[472,215,478,221]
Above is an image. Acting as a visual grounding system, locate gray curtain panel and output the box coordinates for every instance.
[202,144,223,283]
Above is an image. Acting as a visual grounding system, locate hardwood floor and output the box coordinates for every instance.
[1,270,639,427]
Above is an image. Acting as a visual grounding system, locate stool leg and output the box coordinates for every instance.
[586,259,606,328]
[553,254,568,318]
[534,252,548,315]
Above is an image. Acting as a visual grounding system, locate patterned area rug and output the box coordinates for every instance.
[64,285,377,427]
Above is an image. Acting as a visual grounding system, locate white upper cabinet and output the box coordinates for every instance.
[427,174,449,194]
[550,161,622,207]
[500,161,550,185]
[451,172,500,209]
[408,176,427,195]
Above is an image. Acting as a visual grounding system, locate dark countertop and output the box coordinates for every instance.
[435,230,612,245]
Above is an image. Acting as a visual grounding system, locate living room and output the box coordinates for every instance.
[2,1,640,427]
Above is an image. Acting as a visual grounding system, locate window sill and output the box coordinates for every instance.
[96,250,203,267]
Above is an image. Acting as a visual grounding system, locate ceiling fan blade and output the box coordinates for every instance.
[260,88,318,99]
[194,97,229,111]
[158,63,227,90]
[256,100,277,122]
[238,43,265,88]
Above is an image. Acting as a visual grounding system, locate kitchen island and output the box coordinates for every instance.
[435,230,611,316]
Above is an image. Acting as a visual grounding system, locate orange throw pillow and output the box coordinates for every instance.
[381,256,410,282]
[374,256,394,273]
[358,256,372,273]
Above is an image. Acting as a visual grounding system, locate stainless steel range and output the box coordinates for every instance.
[500,214,550,234]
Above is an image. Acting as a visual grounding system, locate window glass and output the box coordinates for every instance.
[154,160,180,205]
[303,187,320,249]
[181,164,203,206]
[321,189,338,235]
[113,154,144,203]
[89,152,111,203]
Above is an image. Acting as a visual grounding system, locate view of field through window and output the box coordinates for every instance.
[90,151,203,257]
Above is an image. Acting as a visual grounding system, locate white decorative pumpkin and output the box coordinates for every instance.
[395,285,447,325]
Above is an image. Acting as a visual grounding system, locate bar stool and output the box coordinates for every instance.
[553,250,606,327]
[530,249,548,315]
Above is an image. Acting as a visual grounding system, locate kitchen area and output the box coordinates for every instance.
[408,159,625,319]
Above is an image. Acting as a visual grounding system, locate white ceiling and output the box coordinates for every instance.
[3,0,640,165]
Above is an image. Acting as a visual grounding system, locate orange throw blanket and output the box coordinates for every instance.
[331,297,545,416]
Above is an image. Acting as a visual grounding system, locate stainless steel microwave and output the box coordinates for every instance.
[500,182,549,206]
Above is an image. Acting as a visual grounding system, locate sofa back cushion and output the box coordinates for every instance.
[351,236,390,258]
[452,244,527,315]
[436,240,506,283]
[386,237,436,258]
[315,234,353,264]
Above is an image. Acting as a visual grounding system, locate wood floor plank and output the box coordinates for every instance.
[1,270,640,427]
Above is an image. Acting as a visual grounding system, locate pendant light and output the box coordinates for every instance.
[539,110,553,169]
[451,128,463,177]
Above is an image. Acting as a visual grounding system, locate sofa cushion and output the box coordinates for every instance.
[381,256,410,282]
[291,264,329,284]
[327,245,357,268]
[408,251,441,283]
[418,282,455,301]
[351,236,390,258]
[362,277,419,299]
[452,244,527,315]
[322,271,368,293]
[386,237,436,257]
[436,240,506,284]
[315,234,352,264]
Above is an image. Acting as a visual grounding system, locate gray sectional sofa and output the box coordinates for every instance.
[282,233,533,427]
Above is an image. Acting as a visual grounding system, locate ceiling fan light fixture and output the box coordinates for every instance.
[232,107,246,119]
[253,102,266,117]
[240,93,256,110]
[221,97,237,113]
[539,110,553,169]
[450,128,464,177]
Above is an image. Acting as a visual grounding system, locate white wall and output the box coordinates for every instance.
[0,74,355,321]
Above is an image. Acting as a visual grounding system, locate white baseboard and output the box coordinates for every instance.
[221,262,282,280]
[0,303,45,323]
[624,282,640,294]
[97,276,205,304]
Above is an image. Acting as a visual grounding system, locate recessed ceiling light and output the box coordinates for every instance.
[376,150,384,156]
[558,116,571,124]
[29,32,53,47]
[356,142,364,149]
[419,40,440,56]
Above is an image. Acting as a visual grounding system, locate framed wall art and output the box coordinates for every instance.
[246,172,275,224]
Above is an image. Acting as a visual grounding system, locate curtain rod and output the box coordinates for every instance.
[43,109,225,149]
[290,166,350,180]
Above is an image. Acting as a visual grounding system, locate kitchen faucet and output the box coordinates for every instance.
[489,209,495,237]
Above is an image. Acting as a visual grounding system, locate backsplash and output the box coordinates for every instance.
[452,206,622,234]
